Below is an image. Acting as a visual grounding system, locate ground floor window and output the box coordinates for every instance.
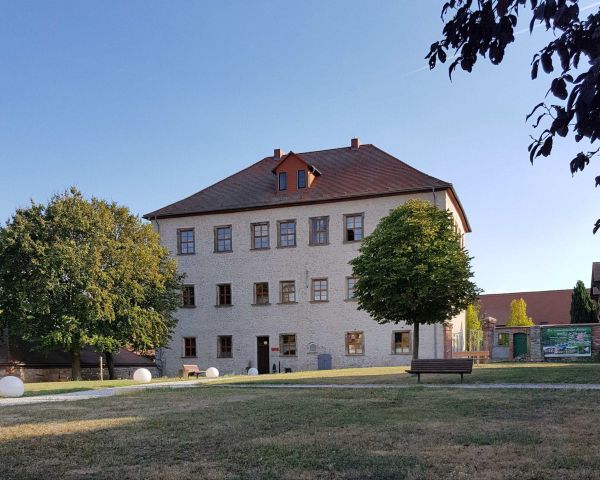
[346,331,364,355]
[280,334,297,356]
[183,337,197,358]
[217,336,232,358]
[498,332,509,346]
[392,331,410,354]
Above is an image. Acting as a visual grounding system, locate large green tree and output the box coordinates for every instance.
[0,188,182,380]
[427,0,600,231]
[350,199,480,359]
[570,279,598,323]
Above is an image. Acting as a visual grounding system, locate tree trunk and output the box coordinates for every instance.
[105,351,116,380]
[71,349,82,381]
[412,322,420,360]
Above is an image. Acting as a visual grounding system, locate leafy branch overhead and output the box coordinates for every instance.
[426,0,600,231]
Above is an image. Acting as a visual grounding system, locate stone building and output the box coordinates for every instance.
[145,139,470,376]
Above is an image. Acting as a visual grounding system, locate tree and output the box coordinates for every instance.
[427,0,600,231]
[506,298,534,326]
[570,279,598,323]
[349,199,480,359]
[0,188,182,380]
[466,303,483,350]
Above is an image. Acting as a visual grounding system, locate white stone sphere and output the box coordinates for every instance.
[206,367,219,378]
[0,376,25,398]
[133,368,152,383]
[247,367,259,376]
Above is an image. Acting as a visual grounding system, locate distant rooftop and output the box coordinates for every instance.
[479,289,572,326]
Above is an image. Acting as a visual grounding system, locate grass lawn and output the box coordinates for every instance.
[23,377,185,397]
[1,385,599,479]
[211,362,600,386]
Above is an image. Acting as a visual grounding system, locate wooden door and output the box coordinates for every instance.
[257,336,270,374]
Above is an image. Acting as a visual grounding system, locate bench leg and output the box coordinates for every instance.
[417,373,421,384]
[461,373,464,384]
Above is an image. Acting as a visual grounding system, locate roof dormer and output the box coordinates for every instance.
[272,150,321,193]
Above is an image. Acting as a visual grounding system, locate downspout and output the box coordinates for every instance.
[431,186,437,208]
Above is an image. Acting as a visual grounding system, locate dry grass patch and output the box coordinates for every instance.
[1,386,600,479]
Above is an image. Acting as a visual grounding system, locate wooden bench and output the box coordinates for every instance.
[452,351,490,364]
[406,359,473,383]
[181,364,206,379]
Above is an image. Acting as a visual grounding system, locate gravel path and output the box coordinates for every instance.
[3,380,600,407]
[0,379,204,407]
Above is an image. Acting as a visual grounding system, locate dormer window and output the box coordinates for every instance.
[278,172,287,191]
[297,170,307,189]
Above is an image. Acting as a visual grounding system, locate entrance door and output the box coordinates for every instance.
[257,336,270,374]
[513,333,527,358]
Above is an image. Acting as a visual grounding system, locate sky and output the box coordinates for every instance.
[1,1,599,294]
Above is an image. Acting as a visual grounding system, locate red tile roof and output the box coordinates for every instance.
[144,144,470,230]
[479,289,573,326]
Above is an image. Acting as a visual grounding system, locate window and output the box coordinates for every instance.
[309,216,329,245]
[346,332,364,355]
[297,170,307,189]
[278,172,287,191]
[214,226,232,252]
[183,337,196,357]
[217,336,232,358]
[280,334,297,356]
[344,213,364,242]
[346,277,357,300]
[280,281,296,303]
[393,331,410,354]
[177,228,195,255]
[217,284,232,306]
[251,222,270,250]
[311,278,328,302]
[182,285,195,307]
[498,333,509,346]
[278,220,296,247]
[254,282,269,305]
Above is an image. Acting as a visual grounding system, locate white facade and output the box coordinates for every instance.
[153,191,466,376]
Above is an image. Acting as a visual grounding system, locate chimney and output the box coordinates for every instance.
[274,148,285,159]
[351,138,360,150]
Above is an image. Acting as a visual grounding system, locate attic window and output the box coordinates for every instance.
[297,170,307,189]
[279,172,287,191]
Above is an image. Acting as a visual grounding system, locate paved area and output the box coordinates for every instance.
[3,380,600,407]
[214,383,600,390]
[0,379,204,407]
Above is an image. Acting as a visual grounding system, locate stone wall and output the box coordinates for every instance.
[488,323,600,362]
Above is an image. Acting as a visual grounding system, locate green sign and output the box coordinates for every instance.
[541,326,592,357]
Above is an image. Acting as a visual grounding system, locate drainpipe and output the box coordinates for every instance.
[431,187,437,208]
[434,324,438,358]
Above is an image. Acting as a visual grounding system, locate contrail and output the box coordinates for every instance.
[402,0,600,77]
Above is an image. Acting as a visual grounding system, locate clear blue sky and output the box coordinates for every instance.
[2,1,599,294]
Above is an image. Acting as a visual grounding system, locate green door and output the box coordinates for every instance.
[513,333,527,358]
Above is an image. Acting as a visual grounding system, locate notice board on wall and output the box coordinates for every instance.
[541,326,592,357]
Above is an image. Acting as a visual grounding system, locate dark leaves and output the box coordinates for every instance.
[429,0,600,231]
[550,77,568,99]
